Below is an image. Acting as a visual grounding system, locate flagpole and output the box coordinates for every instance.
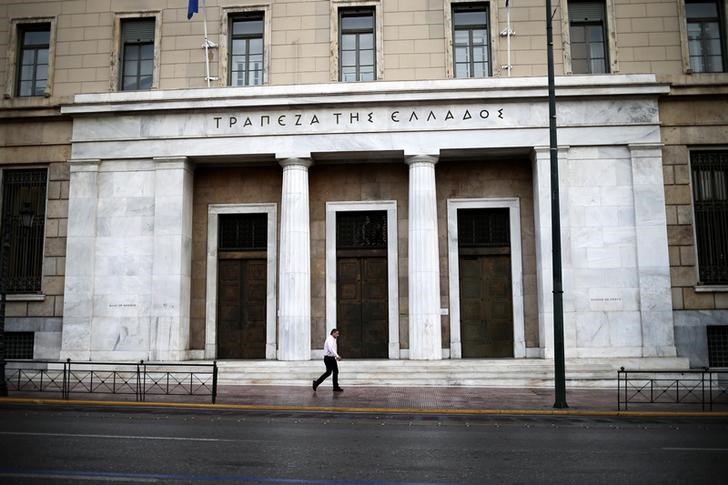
[506,3,511,76]
[202,0,212,87]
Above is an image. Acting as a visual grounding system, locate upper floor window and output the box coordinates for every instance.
[691,150,728,285]
[120,19,155,91]
[452,3,490,78]
[686,0,726,72]
[230,14,264,86]
[569,1,608,74]
[16,23,50,97]
[1,168,47,293]
[339,8,375,82]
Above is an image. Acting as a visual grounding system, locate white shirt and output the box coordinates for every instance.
[323,335,340,358]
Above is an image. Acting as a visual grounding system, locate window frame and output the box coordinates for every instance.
[119,18,156,91]
[451,2,492,78]
[220,5,271,87]
[561,0,618,75]
[3,17,56,100]
[330,0,383,82]
[444,1,500,78]
[567,1,609,74]
[15,23,51,97]
[338,7,377,82]
[228,13,265,87]
[0,167,48,295]
[111,13,161,92]
[689,149,728,286]
[683,0,727,73]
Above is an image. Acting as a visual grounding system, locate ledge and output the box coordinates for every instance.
[694,285,728,293]
[6,294,46,302]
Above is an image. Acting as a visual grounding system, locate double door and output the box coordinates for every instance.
[336,252,388,358]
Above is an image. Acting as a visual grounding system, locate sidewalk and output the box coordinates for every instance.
[4,384,727,416]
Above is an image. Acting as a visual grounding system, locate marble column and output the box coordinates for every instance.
[629,144,677,357]
[278,158,312,360]
[150,157,194,361]
[406,155,442,360]
[60,159,100,361]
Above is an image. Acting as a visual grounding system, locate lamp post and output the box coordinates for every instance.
[545,0,568,408]
[0,202,35,397]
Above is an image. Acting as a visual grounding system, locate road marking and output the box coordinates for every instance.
[0,431,236,442]
[662,447,728,452]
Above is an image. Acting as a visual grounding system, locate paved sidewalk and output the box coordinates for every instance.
[4,383,728,416]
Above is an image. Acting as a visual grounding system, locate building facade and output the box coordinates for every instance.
[0,0,726,369]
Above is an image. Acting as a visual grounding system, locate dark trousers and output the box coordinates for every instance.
[314,356,339,389]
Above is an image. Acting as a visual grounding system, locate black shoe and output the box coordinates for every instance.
[312,380,318,391]
[333,387,344,392]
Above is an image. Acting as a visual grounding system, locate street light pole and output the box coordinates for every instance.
[545,0,568,408]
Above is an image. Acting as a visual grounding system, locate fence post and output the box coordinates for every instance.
[617,368,622,411]
[64,358,70,400]
[212,361,218,404]
[136,360,142,402]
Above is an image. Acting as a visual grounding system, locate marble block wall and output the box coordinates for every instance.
[563,146,676,358]
[61,158,193,361]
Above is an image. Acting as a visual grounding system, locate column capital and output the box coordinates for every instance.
[279,157,312,169]
[405,154,438,166]
[532,146,570,160]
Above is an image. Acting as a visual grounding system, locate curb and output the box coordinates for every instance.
[2,397,727,418]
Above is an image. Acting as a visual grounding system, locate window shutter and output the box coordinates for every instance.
[122,19,155,43]
[569,2,604,22]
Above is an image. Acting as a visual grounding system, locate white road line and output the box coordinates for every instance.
[0,431,236,442]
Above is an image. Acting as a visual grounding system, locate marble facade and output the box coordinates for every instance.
[58,75,679,362]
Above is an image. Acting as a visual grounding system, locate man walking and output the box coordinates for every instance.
[313,328,343,392]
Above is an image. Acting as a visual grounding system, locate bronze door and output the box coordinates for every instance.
[217,258,267,359]
[459,254,514,357]
[337,256,388,358]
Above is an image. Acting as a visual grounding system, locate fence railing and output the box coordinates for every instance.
[617,367,728,411]
[4,359,218,404]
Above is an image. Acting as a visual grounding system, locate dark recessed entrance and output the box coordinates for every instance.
[336,211,388,358]
[458,208,514,358]
[217,213,267,359]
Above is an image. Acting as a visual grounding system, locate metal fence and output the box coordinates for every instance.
[617,367,728,411]
[5,359,218,404]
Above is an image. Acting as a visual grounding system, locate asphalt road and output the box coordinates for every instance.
[0,405,726,485]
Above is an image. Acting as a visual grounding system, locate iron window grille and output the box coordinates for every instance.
[691,150,728,285]
[229,14,264,86]
[707,325,728,367]
[686,0,726,73]
[339,8,376,82]
[457,208,510,248]
[218,213,267,251]
[1,168,47,293]
[16,23,50,97]
[568,0,609,74]
[120,19,155,91]
[452,3,490,78]
[5,332,34,359]
[336,211,387,250]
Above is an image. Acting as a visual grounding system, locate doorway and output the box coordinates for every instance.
[335,211,389,358]
[457,208,514,357]
[216,213,268,359]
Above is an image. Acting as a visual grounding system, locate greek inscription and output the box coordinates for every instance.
[229,116,237,127]
[391,111,400,122]
[295,114,303,126]
[427,111,436,121]
[260,115,270,126]
[408,111,419,122]
[350,112,359,123]
[243,117,253,127]
[277,115,286,126]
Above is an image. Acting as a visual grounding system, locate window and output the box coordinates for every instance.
[569,1,608,74]
[229,14,264,86]
[707,326,728,367]
[339,8,375,82]
[452,3,490,78]
[120,19,155,91]
[16,23,50,97]
[686,0,726,72]
[5,332,34,359]
[691,150,728,285]
[0,169,47,293]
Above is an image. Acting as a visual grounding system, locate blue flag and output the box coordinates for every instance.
[187,0,198,19]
